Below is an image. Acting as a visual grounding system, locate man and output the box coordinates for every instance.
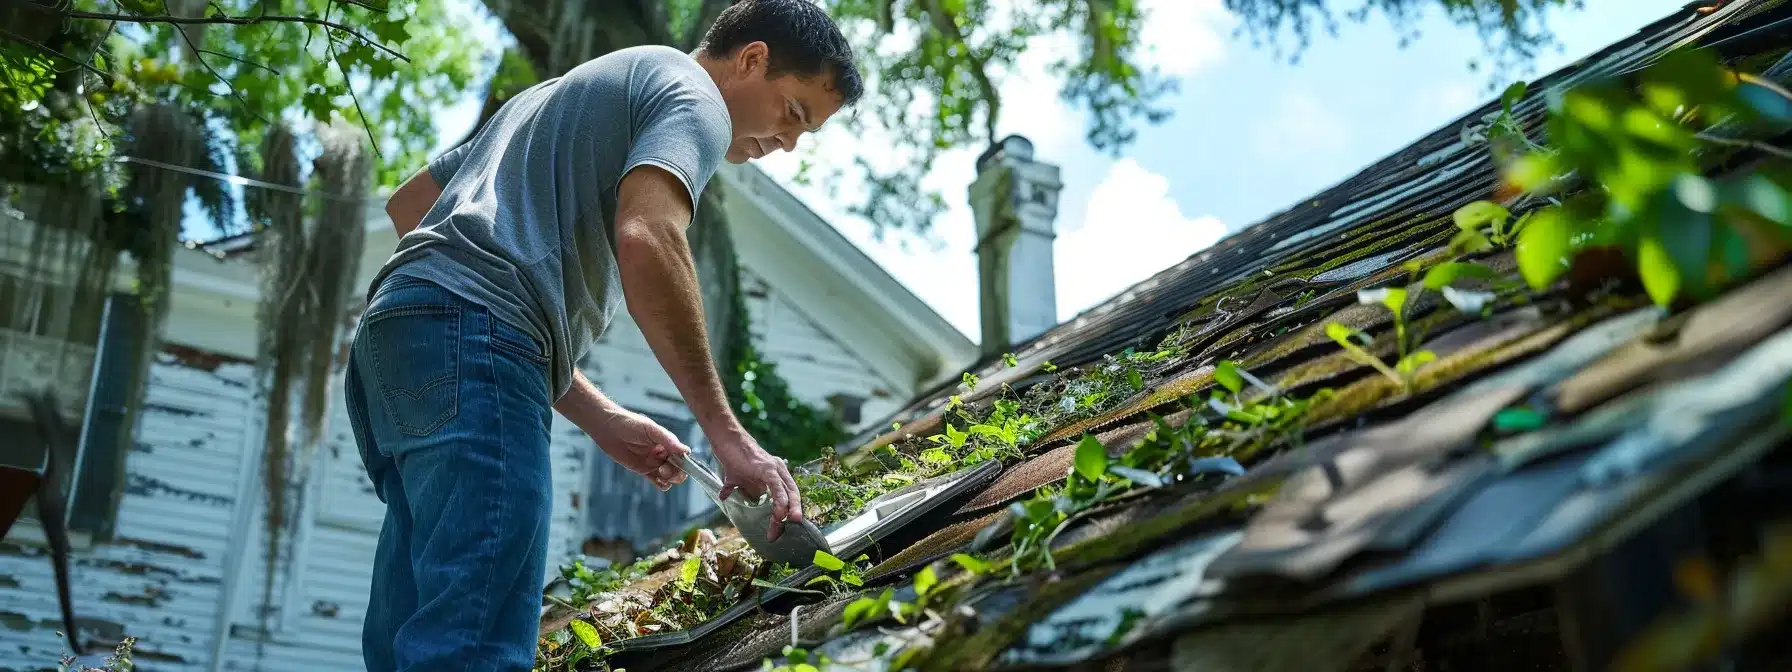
[342,1,863,669]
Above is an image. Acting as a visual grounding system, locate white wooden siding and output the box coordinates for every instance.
[212,363,591,671]
[736,268,904,432]
[0,354,254,671]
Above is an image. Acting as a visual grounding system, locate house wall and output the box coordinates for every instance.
[0,349,257,671]
[1,176,944,669]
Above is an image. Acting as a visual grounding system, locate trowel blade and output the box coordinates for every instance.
[674,454,831,567]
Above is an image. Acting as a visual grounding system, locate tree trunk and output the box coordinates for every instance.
[473,0,746,384]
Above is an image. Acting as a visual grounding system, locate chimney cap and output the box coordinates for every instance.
[976,135,1035,173]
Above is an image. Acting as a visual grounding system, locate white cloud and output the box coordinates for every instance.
[1254,91,1351,157]
[996,32,1082,159]
[1054,159,1227,319]
[1138,0,1235,77]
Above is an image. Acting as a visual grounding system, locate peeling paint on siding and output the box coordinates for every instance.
[0,354,252,670]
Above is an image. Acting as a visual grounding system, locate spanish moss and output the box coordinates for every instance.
[250,122,371,639]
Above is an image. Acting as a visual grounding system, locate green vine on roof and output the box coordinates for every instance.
[1480,48,1792,305]
[718,252,848,465]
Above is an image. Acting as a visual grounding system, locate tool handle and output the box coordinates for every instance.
[674,452,727,501]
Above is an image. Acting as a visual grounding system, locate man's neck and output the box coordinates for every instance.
[693,50,731,92]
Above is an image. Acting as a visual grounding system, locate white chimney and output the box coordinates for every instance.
[969,135,1062,357]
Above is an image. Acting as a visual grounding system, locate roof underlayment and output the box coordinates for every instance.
[544,2,1792,670]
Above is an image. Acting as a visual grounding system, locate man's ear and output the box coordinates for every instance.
[734,40,770,78]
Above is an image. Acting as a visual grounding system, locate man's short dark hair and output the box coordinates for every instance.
[699,0,865,107]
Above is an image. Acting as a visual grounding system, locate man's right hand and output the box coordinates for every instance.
[586,408,690,491]
[711,428,804,541]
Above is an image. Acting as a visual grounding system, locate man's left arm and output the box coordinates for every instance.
[383,141,469,239]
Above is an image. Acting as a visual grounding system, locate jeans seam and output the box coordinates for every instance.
[476,311,510,669]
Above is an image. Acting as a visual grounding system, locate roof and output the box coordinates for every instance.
[538,2,1792,670]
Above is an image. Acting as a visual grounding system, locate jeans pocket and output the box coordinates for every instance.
[488,318,551,367]
[365,304,461,437]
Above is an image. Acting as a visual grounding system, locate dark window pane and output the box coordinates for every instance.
[66,293,146,539]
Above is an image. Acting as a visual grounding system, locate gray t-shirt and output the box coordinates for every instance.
[369,45,733,400]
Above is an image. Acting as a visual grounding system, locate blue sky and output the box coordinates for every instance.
[431,0,1691,342]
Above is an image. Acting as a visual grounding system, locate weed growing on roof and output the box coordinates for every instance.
[1326,259,1502,394]
[537,532,782,670]
[560,556,659,607]
[805,550,874,595]
[1493,49,1792,306]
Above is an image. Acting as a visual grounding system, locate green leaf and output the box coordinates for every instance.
[568,620,602,650]
[1506,152,1562,193]
[1637,232,1682,307]
[1450,229,1496,255]
[1715,225,1751,280]
[843,589,895,629]
[679,555,701,590]
[368,17,411,46]
[1397,350,1437,377]
[1380,287,1409,323]
[1516,206,1573,291]
[1074,434,1108,482]
[945,423,968,448]
[1422,262,1497,291]
[1003,353,1019,367]
[1126,368,1143,391]
[1657,197,1713,299]
[841,573,864,587]
[914,566,937,597]
[1042,361,1058,372]
[920,447,952,464]
[301,88,336,123]
[812,550,845,572]
[1501,81,1528,113]
[1453,201,1511,235]
[950,553,992,574]
[1214,360,1243,394]
[1325,322,1357,347]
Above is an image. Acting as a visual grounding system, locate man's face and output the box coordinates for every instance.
[716,42,846,164]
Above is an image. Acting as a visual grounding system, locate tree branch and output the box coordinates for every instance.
[325,28,382,159]
[197,47,278,75]
[0,26,114,82]
[919,0,1001,142]
[13,4,411,62]
[174,21,265,122]
[1697,131,1792,160]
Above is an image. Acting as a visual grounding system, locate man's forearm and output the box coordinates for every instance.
[615,222,746,450]
[555,369,624,436]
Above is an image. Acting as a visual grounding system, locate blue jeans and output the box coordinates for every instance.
[344,273,555,671]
